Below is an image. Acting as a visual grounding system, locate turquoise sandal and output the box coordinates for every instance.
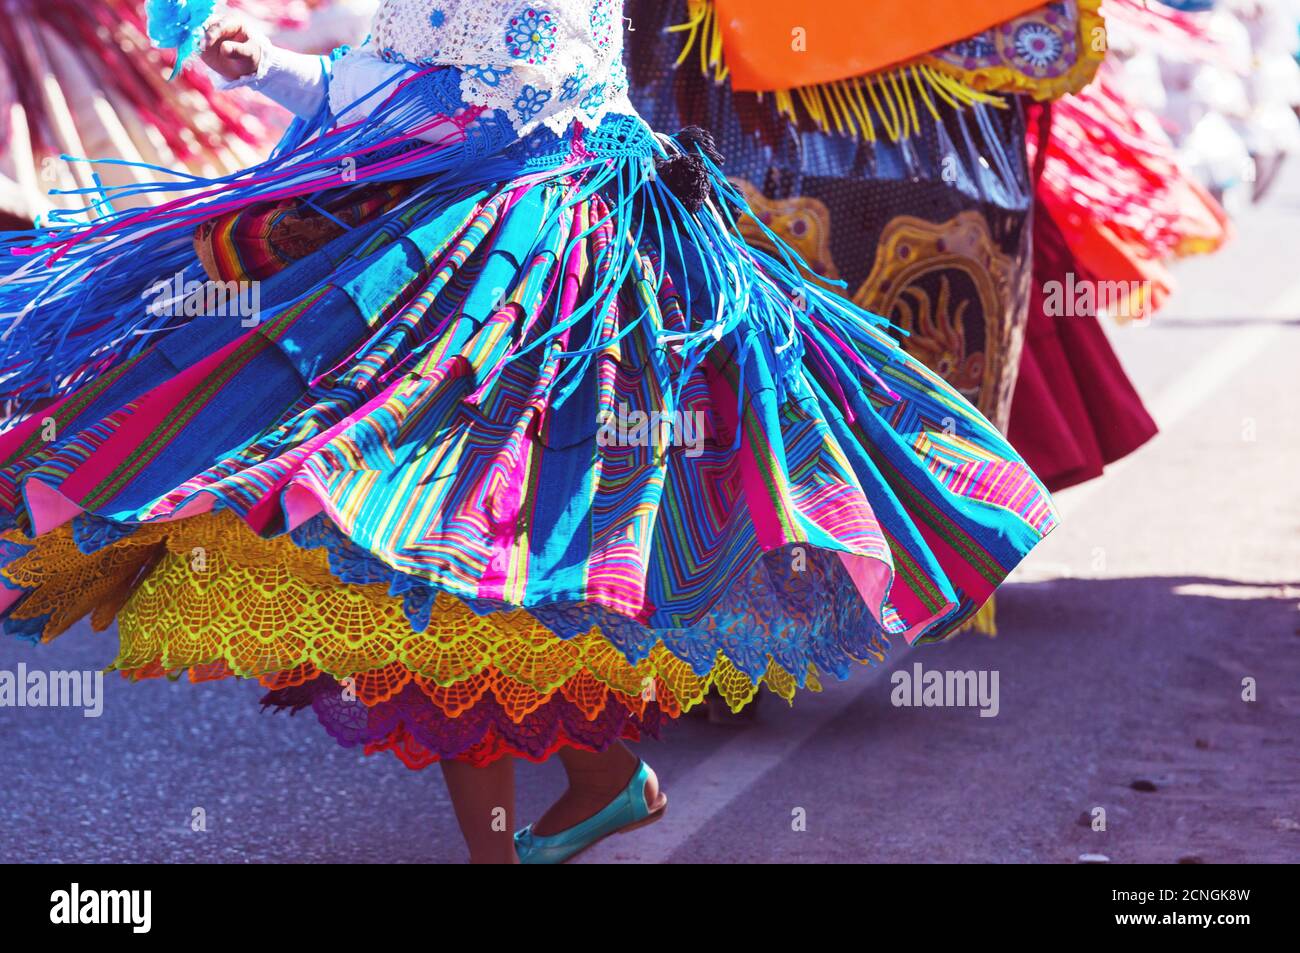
[514,760,666,864]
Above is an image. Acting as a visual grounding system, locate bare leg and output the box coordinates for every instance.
[531,742,666,837]
[440,756,519,864]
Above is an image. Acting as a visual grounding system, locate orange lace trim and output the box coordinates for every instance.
[366,722,648,770]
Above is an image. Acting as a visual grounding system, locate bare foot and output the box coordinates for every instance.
[532,744,667,837]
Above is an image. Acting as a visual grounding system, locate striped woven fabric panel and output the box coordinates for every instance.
[0,171,1056,646]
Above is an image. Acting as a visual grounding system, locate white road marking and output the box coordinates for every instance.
[576,666,905,863]
[1051,290,1295,525]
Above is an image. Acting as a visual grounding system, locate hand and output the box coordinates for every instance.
[199,16,263,82]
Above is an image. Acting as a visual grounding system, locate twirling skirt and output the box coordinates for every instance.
[0,110,1057,767]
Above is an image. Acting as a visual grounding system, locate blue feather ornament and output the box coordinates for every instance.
[145,0,218,80]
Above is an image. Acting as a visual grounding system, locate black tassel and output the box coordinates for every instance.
[655,126,725,214]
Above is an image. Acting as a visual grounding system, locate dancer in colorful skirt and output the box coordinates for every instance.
[0,1,1056,863]
[626,0,1165,513]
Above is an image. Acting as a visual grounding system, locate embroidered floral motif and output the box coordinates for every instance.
[506,7,559,64]
[514,84,553,121]
[919,0,1103,99]
[364,0,638,136]
[559,63,588,101]
[589,0,615,50]
[378,45,442,64]
[465,63,513,87]
[580,82,606,116]
[1012,22,1064,69]
[606,59,627,95]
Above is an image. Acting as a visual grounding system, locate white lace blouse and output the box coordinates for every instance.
[221,0,635,137]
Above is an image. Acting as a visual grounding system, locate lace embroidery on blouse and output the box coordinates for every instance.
[361,0,634,135]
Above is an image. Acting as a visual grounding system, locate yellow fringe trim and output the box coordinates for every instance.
[671,0,1107,141]
[669,0,729,84]
[769,66,1005,143]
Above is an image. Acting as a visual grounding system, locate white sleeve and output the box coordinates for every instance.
[216,39,483,147]
[325,47,412,126]
[327,48,474,147]
[213,36,331,120]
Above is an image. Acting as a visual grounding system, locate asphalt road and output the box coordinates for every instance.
[1,170,1297,865]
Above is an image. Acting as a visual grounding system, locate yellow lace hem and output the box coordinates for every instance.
[1,512,823,715]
